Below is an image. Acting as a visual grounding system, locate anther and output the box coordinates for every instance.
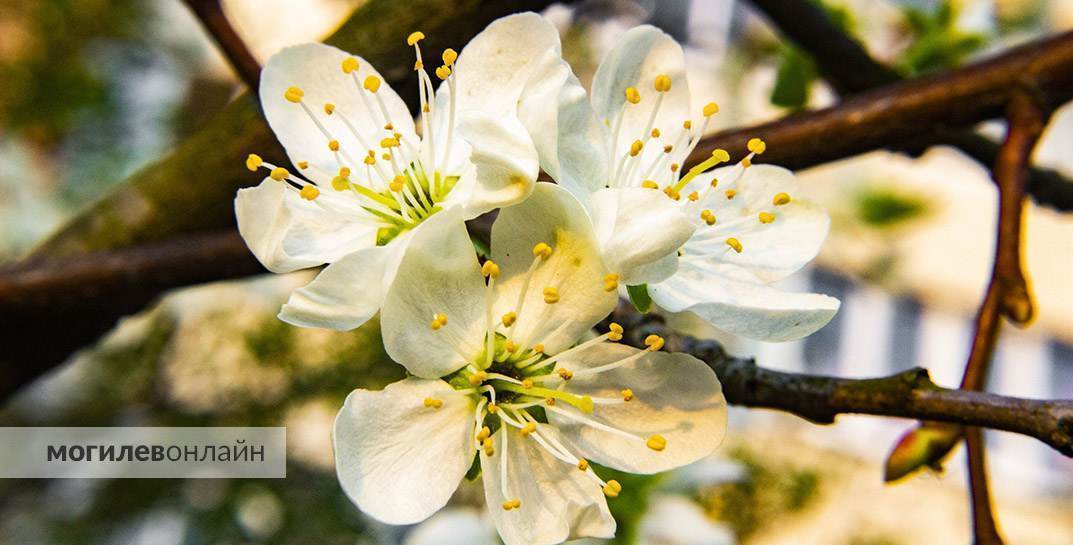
[298,161,309,169]
[544,398,555,406]
[442,48,458,66]
[688,191,699,202]
[331,176,349,191]
[608,323,624,342]
[577,459,589,471]
[407,31,425,46]
[557,368,573,380]
[773,192,791,206]
[670,163,680,172]
[481,260,500,279]
[532,242,553,260]
[501,499,521,511]
[324,103,335,115]
[501,312,517,327]
[712,149,730,162]
[521,378,532,388]
[339,167,351,178]
[423,397,443,409]
[542,286,560,304]
[683,120,692,130]
[483,438,495,457]
[644,334,665,351]
[507,341,519,354]
[364,155,376,165]
[468,371,488,385]
[621,388,634,402]
[624,87,641,104]
[390,175,405,192]
[747,137,766,154]
[435,65,451,80]
[532,344,545,353]
[380,137,400,148]
[641,180,659,189]
[700,210,716,226]
[629,140,643,157]
[341,57,359,74]
[646,434,667,451]
[299,185,320,200]
[430,313,447,330]
[650,128,661,138]
[269,167,289,182]
[603,273,619,292]
[603,480,623,498]
[363,75,381,93]
[663,186,680,201]
[726,237,743,253]
[741,157,752,168]
[725,189,737,199]
[476,426,491,441]
[653,75,672,92]
[520,422,537,436]
[663,145,673,153]
[328,139,340,151]
[413,60,423,70]
[486,402,498,413]
[758,212,775,224]
[245,154,263,172]
[284,86,304,103]
[703,102,719,117]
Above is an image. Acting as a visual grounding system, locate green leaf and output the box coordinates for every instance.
[770,46,817,110]
[626,284,652,313]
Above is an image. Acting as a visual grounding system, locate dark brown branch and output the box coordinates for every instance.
[183,0,262,89]
[743,0,1073,211]
[966,428,1005,545]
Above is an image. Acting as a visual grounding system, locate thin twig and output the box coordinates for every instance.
[183,0,262,89]
[743,0,1073,211]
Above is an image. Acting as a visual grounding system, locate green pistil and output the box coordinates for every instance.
[494,381,594,413]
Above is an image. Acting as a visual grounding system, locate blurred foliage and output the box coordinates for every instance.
[699,446,822,540]
[896,0,986,75]
[769,1,854,109]
[854,186,929,228]
[594,464,663,545]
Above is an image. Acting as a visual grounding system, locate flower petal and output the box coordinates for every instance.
[404,508,497,545]
[650,260,840,342]
[591,187,696,284]
[549,343,726,474]
[685,165,829,282]
[490,183,618,354]
[278,239,406,330]
[333,378,475,525]
[640,496,735,545]
[260,43,417,185]
[235,177,376,273]
[480,427,615,545]
[591,25,691,174]
[455,112,539,216]
[380,206,486,377]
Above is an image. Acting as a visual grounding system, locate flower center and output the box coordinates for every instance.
[245,31,466,246]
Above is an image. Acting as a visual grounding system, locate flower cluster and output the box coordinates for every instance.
[235,12,839,545]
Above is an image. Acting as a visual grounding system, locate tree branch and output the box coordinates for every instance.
[183,0,262,89]
[744,0,1073,211]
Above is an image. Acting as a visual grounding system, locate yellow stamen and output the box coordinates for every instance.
[299,185,319,200]
[520,422,537,436]
[483,438,495,457]
[759,212,776,224]
[603,273,619,292]
[328,139,340,152]
[298,161,309,169]
[641,180,659,189]
[683,120,692,130]
[331,176,350,191]
[390,175,405,192]
[773,192,791,206]
[663,145,673,153]
[532,242,553,259]
[423,397,443,409]
[710,178,719,188]
[407,31,425,46]
[521,378,532,388]
[712,149,730,163]
[501,312,517,327]
[501,499,521,511]
[557,368,573,380]
[646,434,667,451]
[577,459,589,471]
[703,102,719,117]
[621,388,634,402]
[747,137,766,154]
[650,127,661,138]
[741,157,752,168]
[413,60,424,71]
[269,167,289,182]
[624,87,641,104]
[481,260,500,279]
[435,65,451,80]
[339,166,351,178]
[629,140,643,157]
[486,403,498,413]
[688,191,699,202]
[726,237,743,253]
[544,398,555,406]
[608,322,624,342]
[700,210,716,226]
[532,344,544,353]
[469,371,488,385]
[542,286,560,304]
[725,189,737,199]
[380,137,400,148]
[284,86,304,103]
[442,48,458,66]
[245,154,263,172]
[603,480,622,498]
[505,341,518,354]
[644,334,664,351]
[363,75,381,93]
[476,426,491,441]
[324,103,335,115]
[663,186,680,201]
[653,74,671,92]
[364,155,376,165]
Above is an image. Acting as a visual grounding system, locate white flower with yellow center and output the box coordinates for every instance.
[235,14,555,330]
[514,22,841,341]
[333,183,727,545]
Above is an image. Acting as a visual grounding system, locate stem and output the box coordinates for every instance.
[183,0,262,90]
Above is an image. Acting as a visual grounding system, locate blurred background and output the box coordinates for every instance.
[1,0,1072,544]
